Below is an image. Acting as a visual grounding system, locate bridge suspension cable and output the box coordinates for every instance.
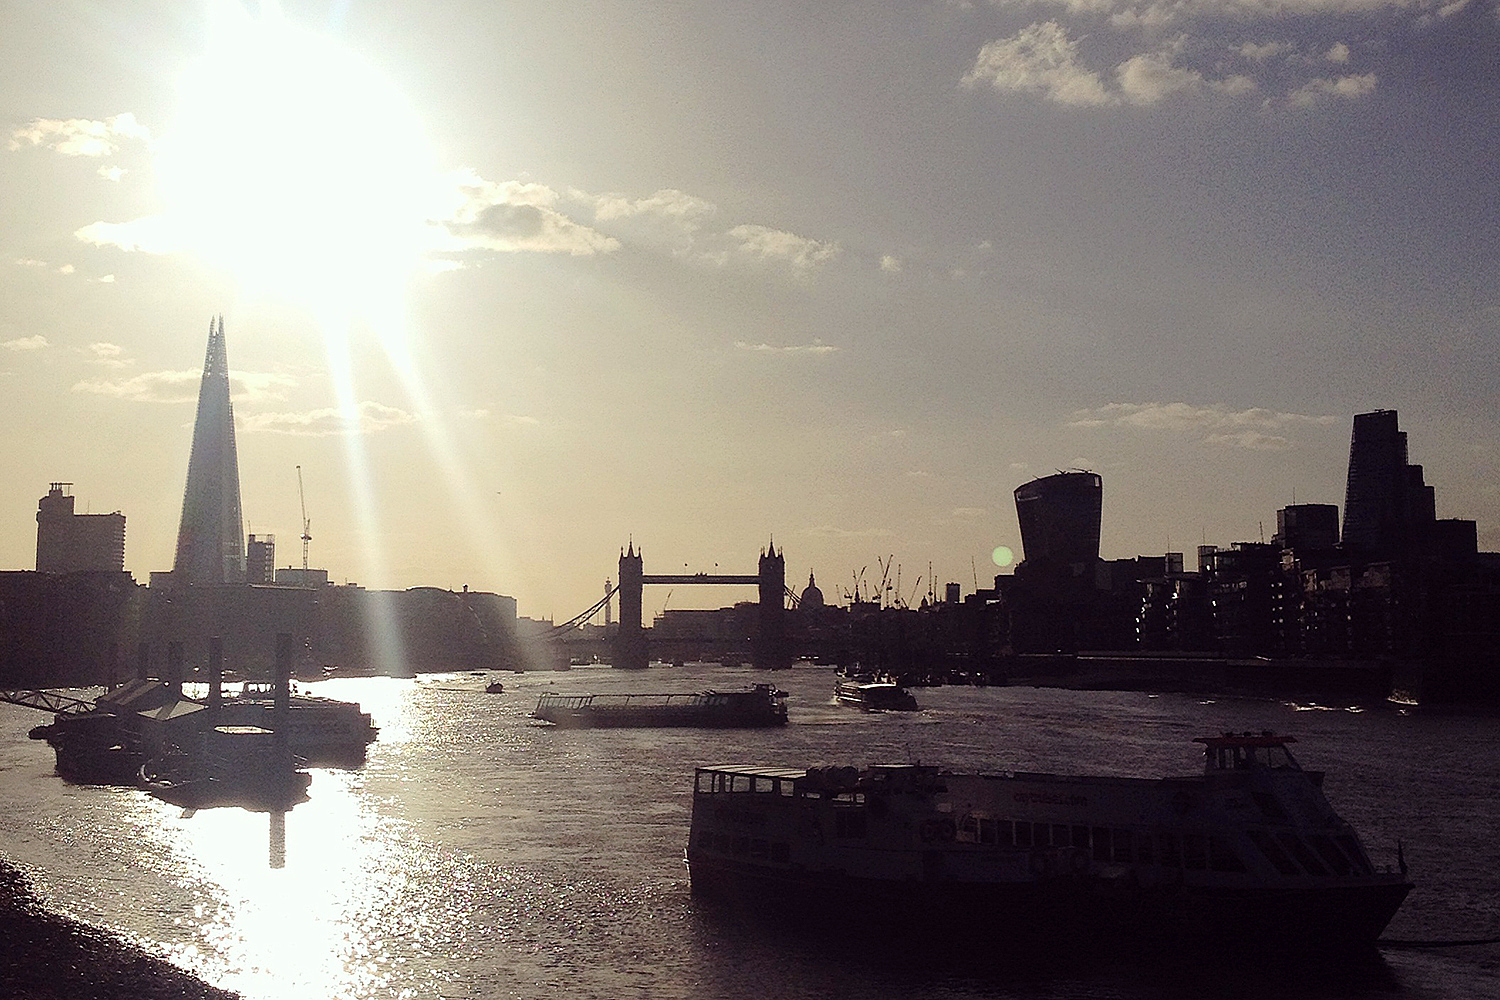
[550,582,619,634]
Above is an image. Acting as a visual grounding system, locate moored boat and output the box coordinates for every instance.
[532,684,787,728]
[140,725,311,812]
[686,732,1412,950]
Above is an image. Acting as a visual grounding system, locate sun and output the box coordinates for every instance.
[155,1,441,325]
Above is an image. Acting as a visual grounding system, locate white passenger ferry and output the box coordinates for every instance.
[686,733,1411,949]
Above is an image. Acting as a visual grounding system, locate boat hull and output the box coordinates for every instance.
[687,850,1411,950]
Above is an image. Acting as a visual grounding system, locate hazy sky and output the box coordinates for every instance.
[3,0,1498,620]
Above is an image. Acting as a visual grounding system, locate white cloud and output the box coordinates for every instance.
[3,335,48,351]
[97,165,125,182]
[963,22,1116,106]
[1069,402,1338,447]
[727,224,843,271]
[1204,430,1295,450]
[8,113,151,157]
[74,216,182,255]
[242,401,415,436]
[15,258,48,268]
[880,255,903,273]
[805,525,898,538]
[590,188,717,229]
[1325,41,1351,63]
[734,338,840,355]
[85,342,130,367]
[1289,72,1378,106]
[439,170,619,257]
[72,369,296,404]
[1117,50,1206,104]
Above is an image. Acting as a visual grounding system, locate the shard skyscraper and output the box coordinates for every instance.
[172,315,246,585]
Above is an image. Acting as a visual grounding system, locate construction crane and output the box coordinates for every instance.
[296,465,311,572]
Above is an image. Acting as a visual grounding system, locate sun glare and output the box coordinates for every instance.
[156,1,440,325]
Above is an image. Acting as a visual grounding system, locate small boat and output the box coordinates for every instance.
[686,732,1412,951]
[140,725,311,812]
[834,673,919,711]
[485,680,505,694]
[532,684,788,728]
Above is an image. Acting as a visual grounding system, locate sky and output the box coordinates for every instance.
[2,0,1498,622]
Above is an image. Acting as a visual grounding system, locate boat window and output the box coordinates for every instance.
[979,818,998,845]
[1014,822,1033,848]
[731,774,753,793]
[1111,830,1134,864]
[958,815,980,843]
[1158,832,1181,867]
[996,821,1015,848]
[1335,835,1374,876]
[1092,827,1110,863]
[1247,829,1299,876]
[1072,825,1090,852]
[1182,834,1207,870]
[779,779,795,797]
[1275,833,1328,875]
[1208,836,1247,872]
[753,776,777,794]
[696,772,713,793]
[1032,823,1051,847]
[1052,825,1071,848]
[1308,835,1353,876]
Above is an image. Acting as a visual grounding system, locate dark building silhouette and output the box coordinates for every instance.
[35,483,125,573]
[1013,471,1102,571]
[1274,504,1339,551]
[172,315,246,585]
[1342,410,1434,558]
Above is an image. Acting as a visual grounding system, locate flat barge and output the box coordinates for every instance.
[532,683,787,728]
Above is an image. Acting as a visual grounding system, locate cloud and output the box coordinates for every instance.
[439,171,619,257]
[1204,431,1295,450]
[85,342,130,367]
[590,188,717,229]
[1289,72,1378,106]
[727,224,842,271]
[963,22,1115,106]
[3,335,48,351]
[733,338,840,355]
[72,369,296,404]
[241,401,417,436]
[963,4,1420,108]
[804,525,898,538]
[1069,402,1339,447]
[8,113,151,157]
[74,216,182,254]
[880,255,903,273]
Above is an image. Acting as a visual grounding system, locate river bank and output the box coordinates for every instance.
[1,857,237,1000]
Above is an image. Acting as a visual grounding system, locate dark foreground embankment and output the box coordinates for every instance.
[1,858,237,1000]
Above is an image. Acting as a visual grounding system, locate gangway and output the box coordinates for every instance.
[0,689,94,715]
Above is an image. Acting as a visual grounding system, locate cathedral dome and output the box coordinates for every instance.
[800,571,825,612]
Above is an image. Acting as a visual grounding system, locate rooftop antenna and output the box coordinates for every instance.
[296,465,311,572]
[971,555,978,590]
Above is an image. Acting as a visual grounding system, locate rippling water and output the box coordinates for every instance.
[3,665,1498,998]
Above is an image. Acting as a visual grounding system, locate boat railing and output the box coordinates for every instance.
[536,692,725,711]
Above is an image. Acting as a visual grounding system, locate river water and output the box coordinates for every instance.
[2,665,1497,999]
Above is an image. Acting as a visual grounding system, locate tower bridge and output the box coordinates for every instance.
[613,541,790,670]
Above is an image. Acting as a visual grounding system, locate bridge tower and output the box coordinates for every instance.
[755,540,791,669]
[614,542,648,669]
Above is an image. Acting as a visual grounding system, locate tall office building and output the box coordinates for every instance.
[35,482,126,573]
[1341,410,1434,558]
[1013,471,1103,569]
[172,316,246,585]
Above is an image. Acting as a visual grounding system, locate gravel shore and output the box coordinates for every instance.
[0,858,238,1000]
